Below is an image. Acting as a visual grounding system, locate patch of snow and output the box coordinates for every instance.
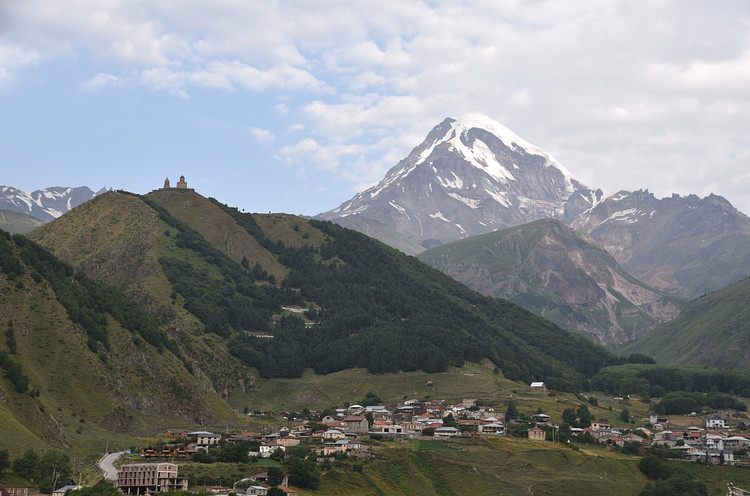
[429,211,451,222]
[436,172,464,189]
[369,162,419,199]
[603,208,639,224]
[13,195,33,210]
[485,187,512,208]
[446,192,481,209]
[457,137,514,184]
[45,208,64,218]
[389,201,408,217]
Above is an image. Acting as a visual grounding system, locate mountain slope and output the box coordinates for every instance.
[28,191,265,399]
[0,209,45,233]
[418,219,686,345]
[0,229,238,456]
[319,114,598,249]
[568,190,750,297]
[29,189,615,393]
[0,185,104,221]
[617,277,750,369]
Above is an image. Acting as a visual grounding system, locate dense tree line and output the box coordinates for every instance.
[652,391,746,415]
[12,448,73,494]
[638,451,708,495]
[591,364,750,398]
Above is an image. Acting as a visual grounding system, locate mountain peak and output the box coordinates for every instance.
[424,114,575,185]
[320,114,593,248]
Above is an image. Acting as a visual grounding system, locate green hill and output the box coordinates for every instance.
[617,277,750,368]
[0,229,238,459]
[27,189,615,389]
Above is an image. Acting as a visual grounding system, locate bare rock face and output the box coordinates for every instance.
[418,219,686,345]
[568,190,750,297]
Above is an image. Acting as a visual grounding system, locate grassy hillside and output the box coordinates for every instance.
[617,277,750,368]
[0,229,242,459]
[306,437,648,496]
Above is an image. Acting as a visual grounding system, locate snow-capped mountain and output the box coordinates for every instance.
[0,185,105,221]
[320,114,750,297]
[320,114,601,248]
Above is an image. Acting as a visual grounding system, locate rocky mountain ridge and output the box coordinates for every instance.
[320,115,750,297]
[0,185,105,221]
[418,219,687,345]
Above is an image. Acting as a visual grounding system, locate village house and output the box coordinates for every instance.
[529,382,546,390]
[344,416,369,433]
[434,426,461,437]
[482,423,506,435]
[165,430,187,440]
[259,442,285,458]
[724,435,749,450]
[52,485,80,496]
[277,435,301,447]
[707,415,729,430]
[322,429,346,440]
[402,422,424,435]
[590,421,610,431]
[381,424,405,435]
[531,414,550,425]
[528,427,546,441]
[189,431,222,449]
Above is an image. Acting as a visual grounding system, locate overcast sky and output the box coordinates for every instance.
[2,0,749,216]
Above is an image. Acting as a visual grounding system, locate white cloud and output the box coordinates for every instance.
[250,127,274,143]
[80,72,120,91]
[0,40,39,90]
[3,0,750,213]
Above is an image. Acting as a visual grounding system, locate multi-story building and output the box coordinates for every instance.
[116,463,188,495]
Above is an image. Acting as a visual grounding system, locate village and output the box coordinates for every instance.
[100,382,750,496]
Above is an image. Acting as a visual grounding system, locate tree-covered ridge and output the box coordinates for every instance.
[228,218,616,389]
[146,195,616,387]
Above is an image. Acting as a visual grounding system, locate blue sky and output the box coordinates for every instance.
[2,0,750,216]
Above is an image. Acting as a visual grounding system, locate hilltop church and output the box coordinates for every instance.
[161,175,193,191]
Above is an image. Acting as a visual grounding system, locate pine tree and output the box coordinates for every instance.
[506,397,518,421]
